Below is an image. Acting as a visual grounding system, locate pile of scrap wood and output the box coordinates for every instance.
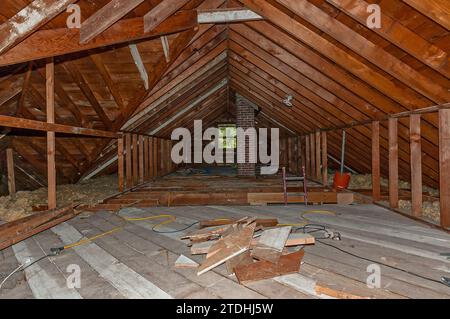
[177,217,315,284]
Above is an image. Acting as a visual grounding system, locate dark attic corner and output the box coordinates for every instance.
[0,0,449,303]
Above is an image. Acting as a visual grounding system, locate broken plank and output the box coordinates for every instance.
[235,249,304,285]
[175,254,199,269]
[252,226,292,263]
[226,250,254,275]
[197,223,256,276]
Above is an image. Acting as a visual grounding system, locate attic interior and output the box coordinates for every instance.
[0,0,449,300]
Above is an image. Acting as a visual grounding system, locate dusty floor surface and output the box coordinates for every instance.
[0,175,118,222]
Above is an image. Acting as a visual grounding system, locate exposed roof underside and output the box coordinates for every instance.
[0,0,449,191]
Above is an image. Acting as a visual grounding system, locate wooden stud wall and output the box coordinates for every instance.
[118,134,176,192]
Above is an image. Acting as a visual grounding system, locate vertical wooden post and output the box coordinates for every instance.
[132,134,138,185]
[305,135,310,177]
[315,131,321,180]
[149,137,153,179]
[372,121,381,201]
[410,114,422,218]
[287,137,293,173]
[321,131,328,186]
[298,137,304,174]
[139,135,144,184]
[389,118,399,209]
[117,136,124,192]
[46,58,56,210]
[154,138,159,178]
[294,137,299,175]
[144,137,149,181]
[310,133,316,180]
[6,148,15,195]
[439,109,450,228]
[125,133,132,189]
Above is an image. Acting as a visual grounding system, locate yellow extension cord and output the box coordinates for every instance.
[62,210,337,251]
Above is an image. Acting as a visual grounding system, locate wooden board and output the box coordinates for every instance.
[225,250,254,275]
[251,226,291,263]
[247,191,337,205]
[197,223,256,276]
[175,254,199,269]
[234,249,304,284]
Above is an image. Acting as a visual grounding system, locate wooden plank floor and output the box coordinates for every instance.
[1,204,449,299]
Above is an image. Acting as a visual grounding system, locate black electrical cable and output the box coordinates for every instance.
[315,239,449,288]
[294,223,448,288]
[151,221,200,233]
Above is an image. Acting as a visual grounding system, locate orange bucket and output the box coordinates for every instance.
[333,172,351,190]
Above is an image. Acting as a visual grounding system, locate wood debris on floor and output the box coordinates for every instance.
[177,216,315,284]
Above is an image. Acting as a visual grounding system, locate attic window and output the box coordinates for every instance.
[218,124,237,149]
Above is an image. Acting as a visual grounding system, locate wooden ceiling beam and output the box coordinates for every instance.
[234,23,440,151]
[229,51,441,182]
[401,0,450,31]
[62,61,113,130]
[0,114,118,138]
[0,0,76,55]
[0,11,198,67]
[326,0,450,79]
[35,66,86,126]
[238,0,428,110]
[275,0,450,104]
[197,8,262,23]
[140,67,228,134]
[89,52,125,110]
[229,44,440,180]
[132,61,228,132]
[80,0,146,44]
[144,0,191,33]
[113,27,199,130]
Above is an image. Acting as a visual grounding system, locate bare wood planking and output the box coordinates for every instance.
[6,148,15,195]
[372,121,381,201]
[440,109,450,228]
[275,0,450,104]
[0,0,76,54]
[321,132,328,186]
[46,59,56,210]
[0,114,117,137]
[80,0,145,44]
[144,0,191,33]
[125,133,132,189]
[118,136,124,192]
[63,62,112,130]
[0,12,198,67]
[402,0,450,31]
[410,114,422,217]
[389,118,399,209]
[113,28,198,130]
[238,0,430,110]
[90,53,124,110]
[326,0,450,78]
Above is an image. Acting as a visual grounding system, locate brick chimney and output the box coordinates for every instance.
[236,94,256,177]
